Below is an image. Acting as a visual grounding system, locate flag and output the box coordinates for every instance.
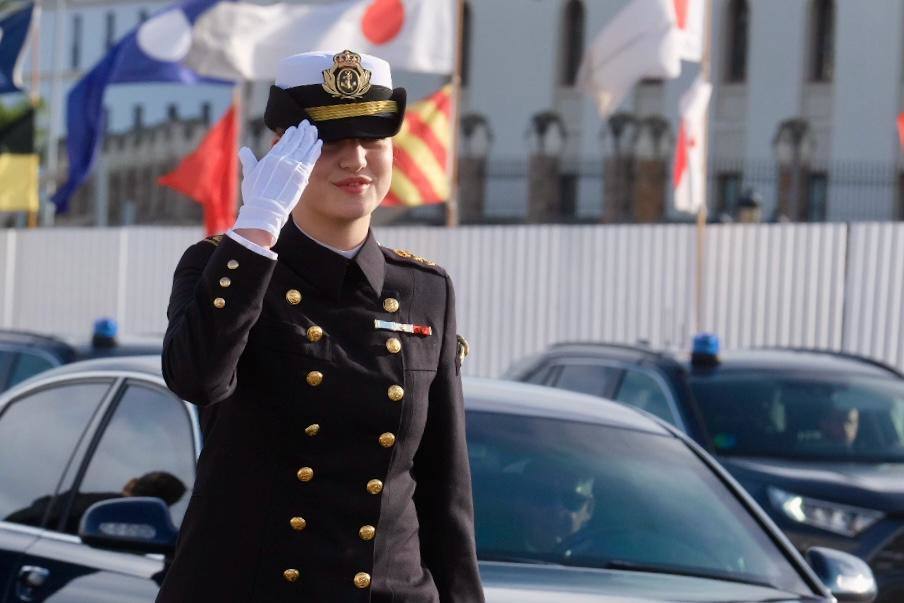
[577,0,702,118]
[0,107,38,212]
[675,0,704,62]
[185,0,454,80]
[673,76,712,214]
[0,3,34,94]
[158,104,237,235]
[385,85,452,207]
[51,0,229,213]
[897,113,904,151]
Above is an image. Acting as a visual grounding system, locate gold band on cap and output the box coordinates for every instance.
[306,100,399,122]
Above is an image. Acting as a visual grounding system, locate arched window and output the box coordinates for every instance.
[560,0,585,87]
[810,0,835,82]
[724,0,748,82]
[461,1,472,87]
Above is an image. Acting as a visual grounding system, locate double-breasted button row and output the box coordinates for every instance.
[388,385,404,402]
[297,467,314,482]
[366,479,383,494]
[289,516,307,531]
[283,569,299,582]
[306,371,323,387]
[354,572,371,589]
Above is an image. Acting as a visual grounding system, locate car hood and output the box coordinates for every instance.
[721,457,904,512]
[479,561,824,603]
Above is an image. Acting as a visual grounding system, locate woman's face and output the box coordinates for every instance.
[274,132,393,223]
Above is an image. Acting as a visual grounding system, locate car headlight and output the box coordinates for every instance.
[767,487,884,537]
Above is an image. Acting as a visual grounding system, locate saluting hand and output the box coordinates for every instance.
[233,119,323,245]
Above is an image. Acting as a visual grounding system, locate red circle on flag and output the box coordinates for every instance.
[362,0,405,45]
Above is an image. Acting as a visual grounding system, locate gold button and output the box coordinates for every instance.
[213,297,226,309]
[354,572,371,589]
[304,424,320,436]
[307,326,323,342]
[306,371,323,387]
[366,479,383,494]
[283,569,299,582]
[219,277,231,288]
[359,525,376,541]
[227,259,239,270]
[297,467,314,482]
[289,516,307,531]
[286,289,302,305]
[386,338,402,354]
[388,385,404,402]
[383,298,400,313]
[378,433,396,448]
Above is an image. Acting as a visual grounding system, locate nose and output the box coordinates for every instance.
[338,140,367,171]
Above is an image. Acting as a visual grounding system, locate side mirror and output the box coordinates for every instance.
[806,547,877,603]
[79,497,178,555]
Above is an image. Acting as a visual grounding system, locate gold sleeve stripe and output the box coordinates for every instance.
[306,100,399,122]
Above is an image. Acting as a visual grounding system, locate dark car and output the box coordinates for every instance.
[0,356,874,602]
[506,337,904,602]
[0,320,161,393]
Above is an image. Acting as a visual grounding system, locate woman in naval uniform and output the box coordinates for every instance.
[156,50,484,603]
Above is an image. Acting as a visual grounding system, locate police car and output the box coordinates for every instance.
[0,356,873,602]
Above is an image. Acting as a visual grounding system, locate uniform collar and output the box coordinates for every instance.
[273,220,385,300]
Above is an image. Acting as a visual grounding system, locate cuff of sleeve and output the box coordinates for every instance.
[226,230,279,260]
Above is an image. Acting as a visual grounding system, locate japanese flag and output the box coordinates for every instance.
[673,75,712,214]
[185,0,455,79]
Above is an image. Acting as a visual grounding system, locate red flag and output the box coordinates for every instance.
[897,113,904,151]
[159,105,237,236]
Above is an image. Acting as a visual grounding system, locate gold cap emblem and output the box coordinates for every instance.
[322,50,372,99]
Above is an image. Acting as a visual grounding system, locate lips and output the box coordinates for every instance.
[334,177,372,195]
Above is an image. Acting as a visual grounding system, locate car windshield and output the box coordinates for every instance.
[689,371,904,462]
[466,409,812,595]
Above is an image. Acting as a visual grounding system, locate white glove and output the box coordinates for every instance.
[233,120,323,239]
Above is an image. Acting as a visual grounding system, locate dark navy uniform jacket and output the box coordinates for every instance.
[155,221,484,603]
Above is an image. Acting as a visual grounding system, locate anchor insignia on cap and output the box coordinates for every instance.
[322,50,373,100]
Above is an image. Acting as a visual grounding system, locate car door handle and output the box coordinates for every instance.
[15,566,50,602]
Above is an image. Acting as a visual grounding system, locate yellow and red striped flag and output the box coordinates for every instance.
[386,84,452,206]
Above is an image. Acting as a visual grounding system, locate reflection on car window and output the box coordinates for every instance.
[0,382,109,527]
[615,371,676,425]
[8,352,56,389]
[690,372,904,462]
[63,384,196,534]
[555,364,620,398]
[466,409,811,594]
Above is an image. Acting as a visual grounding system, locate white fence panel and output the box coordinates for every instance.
[2,223,903,377]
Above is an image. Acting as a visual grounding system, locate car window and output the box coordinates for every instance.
[0,382,110,528]
[0,350,14,389]
[554,363,621,398]
[8,352,57,389]
[615,370,677,425]
[63,383,196,534]
[524,365,553,386]
[466,409,812,595]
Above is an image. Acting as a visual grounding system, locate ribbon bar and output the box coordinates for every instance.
[374,319,433,337]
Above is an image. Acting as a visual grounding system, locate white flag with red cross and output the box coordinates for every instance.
[673,75,712,214]
[577,0,704,118]
[185,0,455,79]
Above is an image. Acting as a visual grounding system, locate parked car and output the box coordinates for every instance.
[0,356,874,602]
[506,337,904,602]
[0,320,161,393]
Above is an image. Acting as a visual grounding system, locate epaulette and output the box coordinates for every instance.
[201,234,225,247]
[391,248,437,267]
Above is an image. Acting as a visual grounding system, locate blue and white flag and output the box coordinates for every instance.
[0,3,35,94]
[52,0,231,213]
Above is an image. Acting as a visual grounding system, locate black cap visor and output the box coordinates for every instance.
[264,84,407,143]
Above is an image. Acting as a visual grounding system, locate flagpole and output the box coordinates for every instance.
[445,0,465,228]
[43,0,67,228]
[693,0,714,336]
[27,0,43,227]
